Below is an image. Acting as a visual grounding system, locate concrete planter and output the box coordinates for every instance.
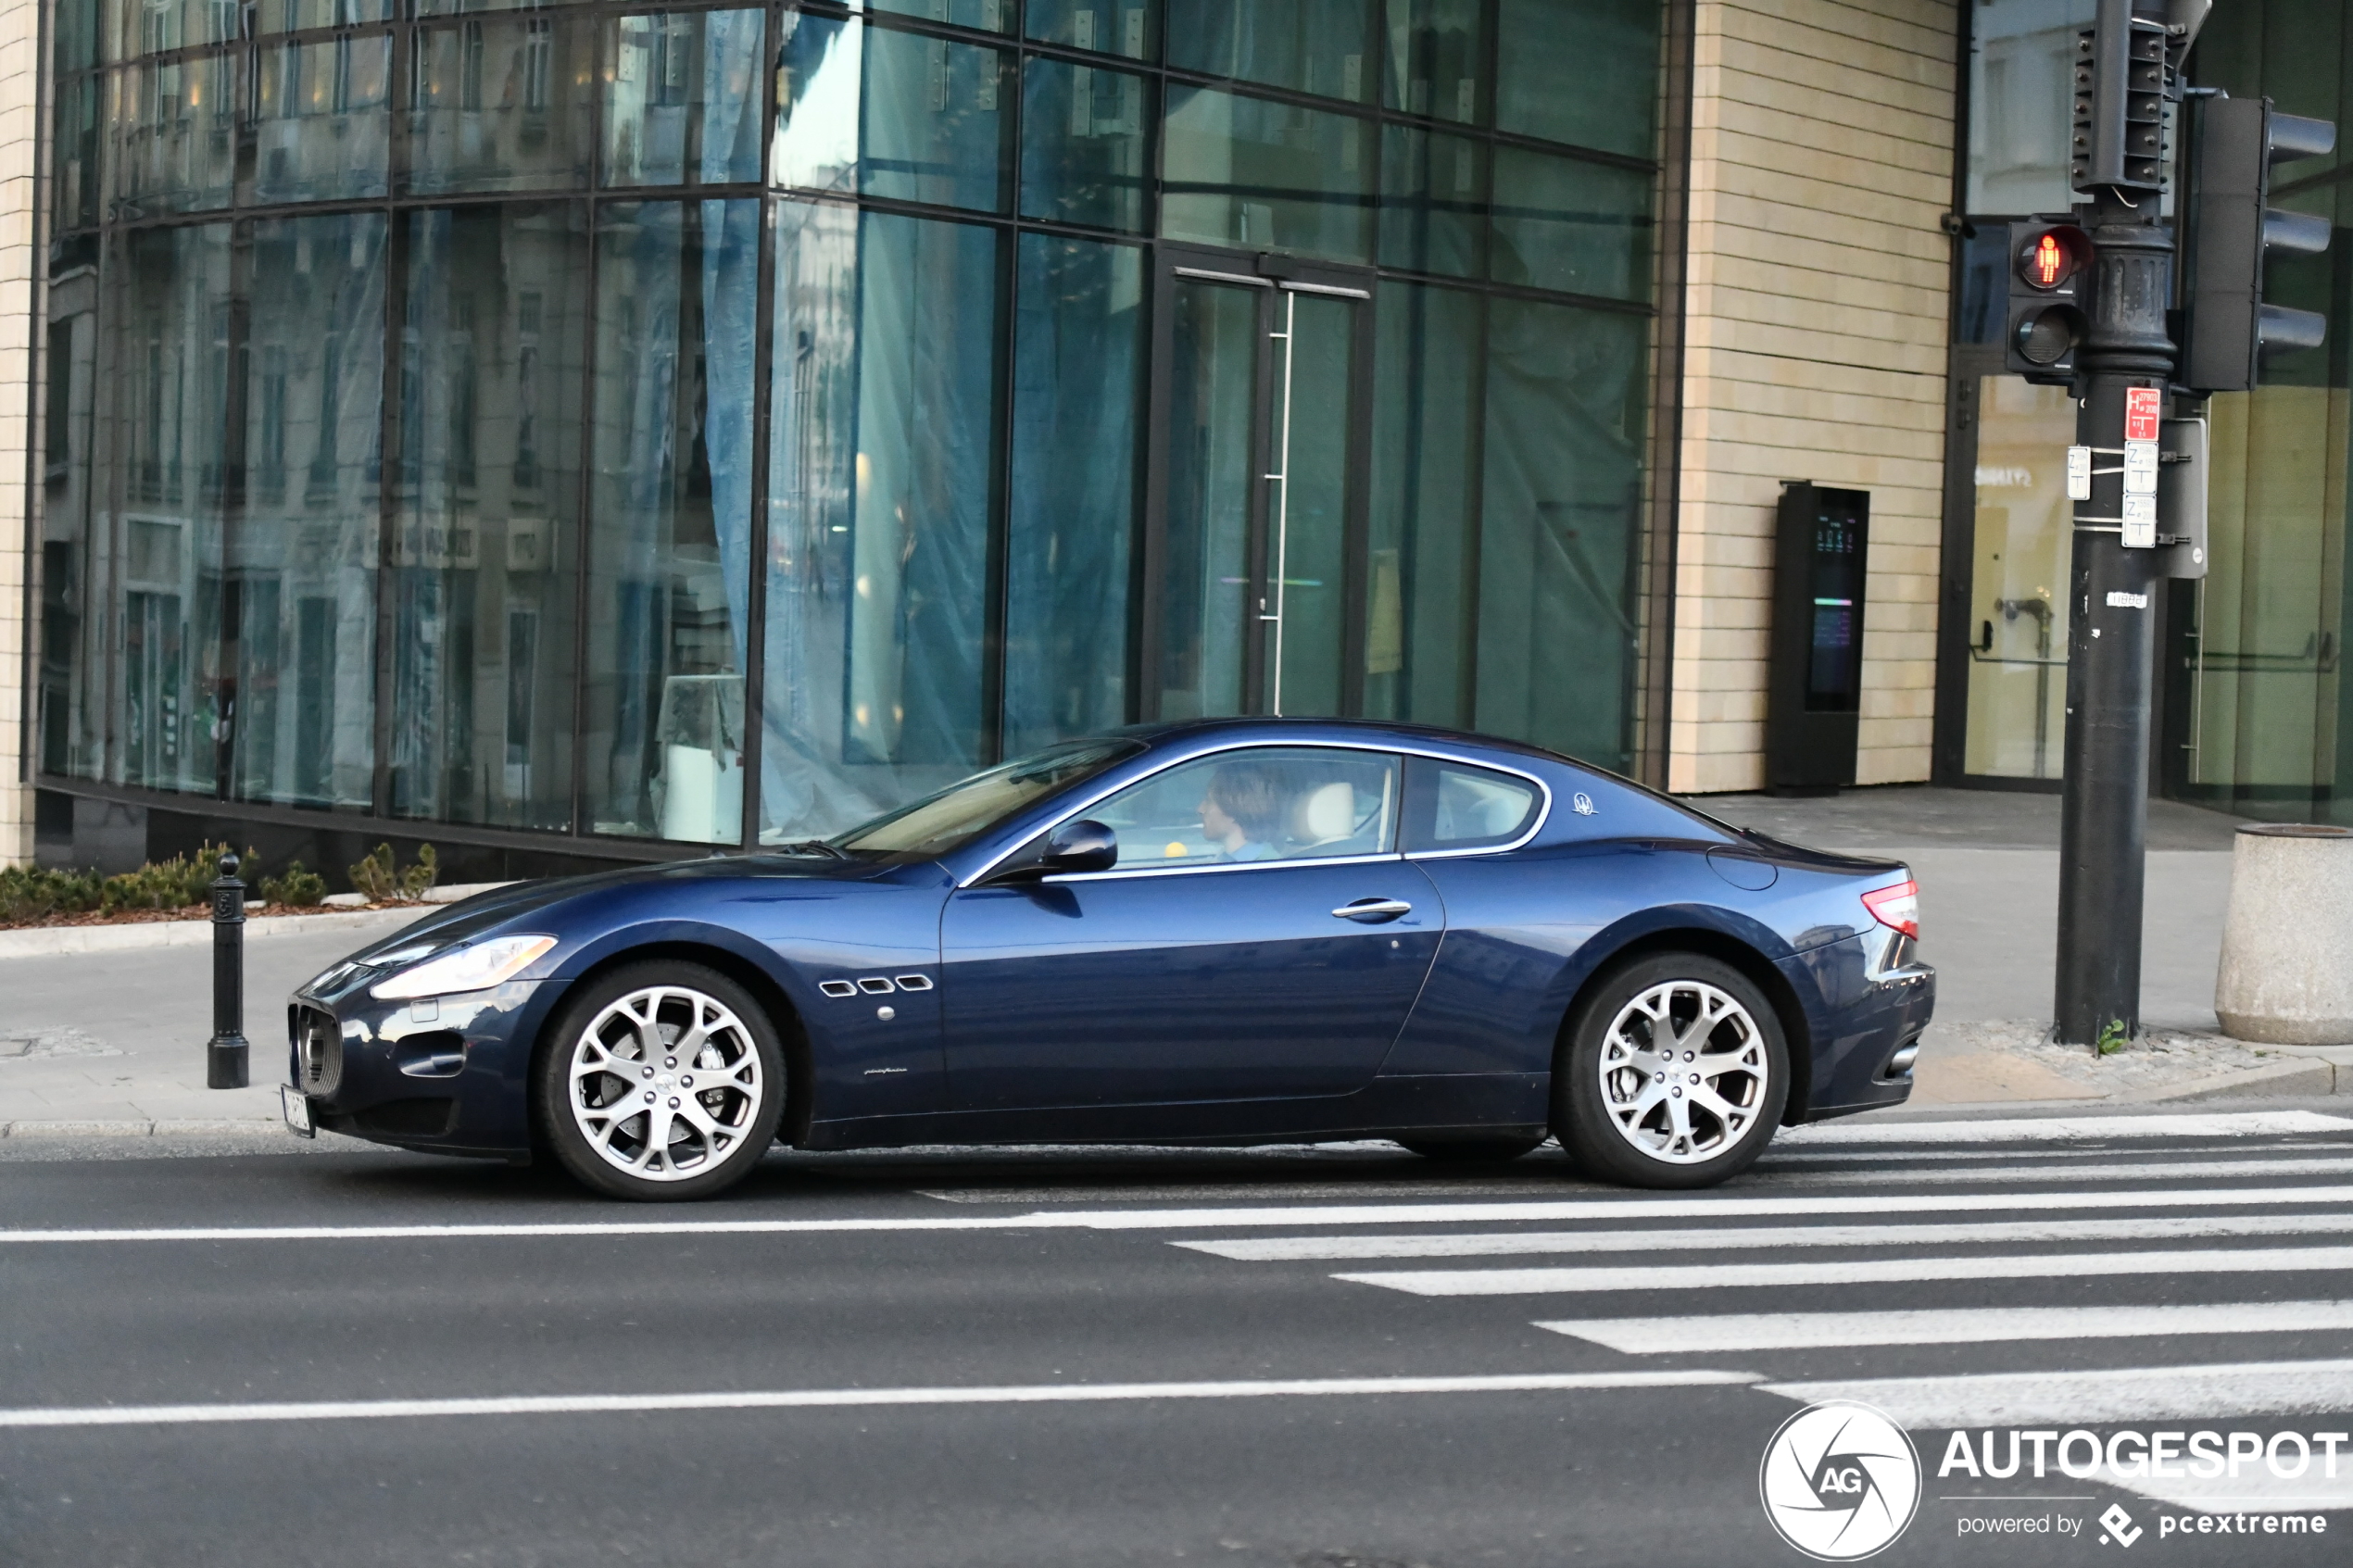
[2215,823,2353,1045]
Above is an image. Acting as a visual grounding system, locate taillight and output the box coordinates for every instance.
[1861,878,1919,939]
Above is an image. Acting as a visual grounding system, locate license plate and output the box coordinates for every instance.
[281,1084,316,1138]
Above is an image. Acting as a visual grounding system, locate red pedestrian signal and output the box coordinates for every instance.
[2004,220,2091,383]
[2017,226,2085,292]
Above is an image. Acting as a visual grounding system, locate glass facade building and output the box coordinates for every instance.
[38,0,1667,864]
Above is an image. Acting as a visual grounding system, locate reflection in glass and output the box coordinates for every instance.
[1967,0,2095,214]
[1963,377,2072,779]
[254,35,391,204]
[1382,0,1485,121]
[108,54,238,215]
[106,224,232,795]
[1162,87,1372,261]
[1367,282,1480,728]
[1021,58,1149,232]
[761,204,1000,842]
[1496,0,1659,157]
[256,0,395,32]
[407,16,593,194]
[1268,290,1354,719]
[1003,235,1141,752]
[1159,278,1256,721]
[233,214,385,809]
[42,296,102,779]
[586,200,760,843]
[865,0,1010,30]
[392,204,587,829]
[107,0,239,60]
[1490,146,1650,301]
[1475,296,1645,771]
[862,24,1009,212]
[772,12,859,194]
[1027,0,1155,60]
[604,11,765,188]
[55,72,101,233]
[1167,0,1370,101]
[1379,124,1484,277]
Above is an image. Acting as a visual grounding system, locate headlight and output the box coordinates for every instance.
[371,935,558,1001]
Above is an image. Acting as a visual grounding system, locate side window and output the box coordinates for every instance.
[1080,747,1400,869]
[1403,757,1541,852]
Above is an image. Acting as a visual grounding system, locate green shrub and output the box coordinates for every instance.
[400,844,440,902]
[0,865,105,924]
[349,842,440,903]
[259,860,327,908]
[98,842,256,912]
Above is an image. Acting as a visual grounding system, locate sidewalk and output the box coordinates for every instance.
[0,785,2328,1141]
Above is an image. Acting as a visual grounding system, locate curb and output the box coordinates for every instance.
[1,1119,283,1138]
[0,906,422,961]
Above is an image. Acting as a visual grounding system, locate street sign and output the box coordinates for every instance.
[2125,387,2161,442]
[2067,445,2093,500]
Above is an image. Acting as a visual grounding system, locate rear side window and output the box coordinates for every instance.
[1403,758,1542,852]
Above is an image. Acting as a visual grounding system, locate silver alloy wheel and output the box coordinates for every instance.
[1594,979,1768,1165]
[565,985,765,1182]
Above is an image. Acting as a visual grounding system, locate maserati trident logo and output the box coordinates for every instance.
[1572,792,1596,816]
[1758,1400,1920,1561]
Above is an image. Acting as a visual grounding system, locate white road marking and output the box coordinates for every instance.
[18,1185,2353,1245]
[1773,1111,2353,1145]
[1758,1359,2353,1424]
[1177,1211,2353,1262]
[1535,1301,2353,1354]
[0,1370,1759,1430]
[1336,1244,2353,1296]
[1756,1141,2353,1166]
[1772,1156,2353,1185]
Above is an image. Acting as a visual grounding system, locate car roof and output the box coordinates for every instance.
[1107,716,1573,769]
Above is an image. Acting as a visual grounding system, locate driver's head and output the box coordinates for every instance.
[1202,762,1289,846]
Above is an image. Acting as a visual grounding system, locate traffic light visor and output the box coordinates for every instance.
[2018,226,2089,291]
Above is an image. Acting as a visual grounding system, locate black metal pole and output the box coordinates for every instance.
[206,852,249,1089]
[2055,193,2173,1047]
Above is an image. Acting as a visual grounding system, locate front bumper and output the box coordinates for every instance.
[286,967,564,1158]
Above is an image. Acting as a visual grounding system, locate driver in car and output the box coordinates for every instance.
[1198,763,1290,862]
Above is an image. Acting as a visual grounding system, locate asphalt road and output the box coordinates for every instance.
[7,1114,2353,1566]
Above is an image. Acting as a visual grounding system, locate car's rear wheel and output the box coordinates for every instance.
[1554,952,1787,1189]
[536,962,784,1201]
[1395,1136,1545,1163]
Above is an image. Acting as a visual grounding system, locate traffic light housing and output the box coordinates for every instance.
[2181,96,2336,394]
[2005,220,2093,383]
[2071,0,2174,195]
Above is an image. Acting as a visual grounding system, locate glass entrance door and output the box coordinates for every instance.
[1147,253,1368,720]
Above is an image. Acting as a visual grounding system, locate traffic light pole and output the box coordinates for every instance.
[2055,194,2176,1047]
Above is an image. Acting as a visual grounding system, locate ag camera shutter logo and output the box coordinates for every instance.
[1758,1400,1921,1560]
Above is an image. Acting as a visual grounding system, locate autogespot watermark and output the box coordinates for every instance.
[1759,1400,1923,1560]
[1936,1427,2340,1546]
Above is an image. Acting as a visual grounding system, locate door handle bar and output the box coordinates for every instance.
[1332,898,1412,922]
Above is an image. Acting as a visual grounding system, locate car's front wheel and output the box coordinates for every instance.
[1554,953,1787,1189]
[535,961,785,1200]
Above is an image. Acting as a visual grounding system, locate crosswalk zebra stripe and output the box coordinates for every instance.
[1174,1210,2353,1262]
[1773,1111,2353,1146]
[1758,1359,2353,1425]
[1532,1301,2353,1354]
[1755,1155,2353,1185]
[1334,1243,2353,1296]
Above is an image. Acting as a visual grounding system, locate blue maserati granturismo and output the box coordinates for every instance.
[283,719,1933,1199]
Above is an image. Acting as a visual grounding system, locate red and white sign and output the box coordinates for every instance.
[2125,387,2161,443]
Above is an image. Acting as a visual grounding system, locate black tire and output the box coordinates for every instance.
[1395,1136,1545,1164]
[1553,952,1788,1190]
[535,960,786,1201]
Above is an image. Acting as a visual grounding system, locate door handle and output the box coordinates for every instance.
[1332,897,1412,923]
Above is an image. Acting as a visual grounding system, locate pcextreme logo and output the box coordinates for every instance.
[1760,1400,1923,1561]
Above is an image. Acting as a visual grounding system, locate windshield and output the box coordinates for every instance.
[831,739,1145,859]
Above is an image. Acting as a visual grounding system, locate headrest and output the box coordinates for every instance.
[1294,781,1355,843]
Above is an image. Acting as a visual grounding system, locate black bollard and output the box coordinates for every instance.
[206,852,249,1089]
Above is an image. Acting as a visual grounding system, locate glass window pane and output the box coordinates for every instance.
[862,23,1009,211]
[1366,282,1480,728]
[1963,375,2074,779]
[105,223,233,795]
[42,301,101,780]
[761,203,1000,843]
[255,0,395,33]
[392,203,588,830]
[57,0,99,74]
[1403,757,1539,849]
[1027,0,1156,61]
[1967,0,2096,214]
[1490,146,1651,302]
[56,73,102,232]
[1087,746,1399,866]
[107,0,238,60]
[1378,124,1484,276]
[1496,0,1660,157]
[406,17,594,195]
[585,200,761,844]
[1381,0,1484,121]
[1003,235,1141,753]
[1162,86,1372,261]
[1159,277,1257,721]
[233,213,385,809]
[863,0,1010,31]
[1166,0,1371,102]
[604,11,765,188]
[773,11,860,194]
[1474,297,1646,771]
[254,35,391,203]
[107,56,238,216]
[1270,290,1355,719]
[1020,57,1150,232]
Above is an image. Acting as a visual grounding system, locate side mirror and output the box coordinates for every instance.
[1039,819,1118,875]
